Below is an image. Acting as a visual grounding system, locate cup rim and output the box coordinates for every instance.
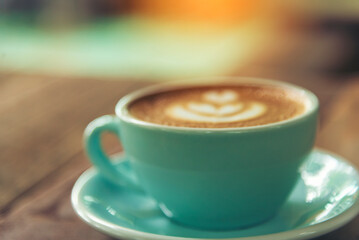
[115,77,319,132]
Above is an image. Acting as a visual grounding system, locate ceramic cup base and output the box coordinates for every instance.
[165,212,276,231]
[160,202,277,231]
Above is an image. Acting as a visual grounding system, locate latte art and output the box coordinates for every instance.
[129,85,307,128]
[188,102,244,115]
[204,90,238,103]
[166,90,267,123]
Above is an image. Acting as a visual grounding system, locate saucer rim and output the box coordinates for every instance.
[71,148,359,240]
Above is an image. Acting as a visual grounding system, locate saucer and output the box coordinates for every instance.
[72,149,359,240]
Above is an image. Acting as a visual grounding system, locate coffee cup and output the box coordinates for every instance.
[84,77,318,230]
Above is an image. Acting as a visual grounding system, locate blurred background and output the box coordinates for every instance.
[1,2,359,239]
[1,0,358,80]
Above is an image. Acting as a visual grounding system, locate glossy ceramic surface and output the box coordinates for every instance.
[72,149,359,240]
[84,78,319,229]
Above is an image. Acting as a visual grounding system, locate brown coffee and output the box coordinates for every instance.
[129,84,307,128]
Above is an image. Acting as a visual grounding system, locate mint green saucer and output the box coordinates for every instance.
[71,149,359,240]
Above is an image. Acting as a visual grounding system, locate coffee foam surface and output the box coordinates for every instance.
[129,85,307,128]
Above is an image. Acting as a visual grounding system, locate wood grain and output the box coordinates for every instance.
[317,80,359,167]
[0,153,112,240]
[0,75,151,213]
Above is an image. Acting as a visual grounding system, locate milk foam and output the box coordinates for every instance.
[165,90,267,123]
[128,85,307,128]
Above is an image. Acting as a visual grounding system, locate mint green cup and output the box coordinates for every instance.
[84,77,318,230]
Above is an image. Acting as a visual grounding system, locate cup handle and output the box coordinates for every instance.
[84,115,142,191]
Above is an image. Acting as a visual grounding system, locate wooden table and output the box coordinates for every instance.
[0,73,358,239]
